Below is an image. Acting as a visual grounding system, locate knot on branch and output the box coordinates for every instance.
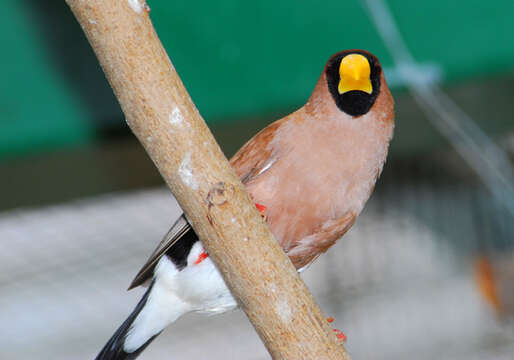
[207,182,234,207]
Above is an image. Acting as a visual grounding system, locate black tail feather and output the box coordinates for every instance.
[95,282,160,360]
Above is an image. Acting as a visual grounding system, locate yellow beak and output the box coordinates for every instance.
[338,54,372,94]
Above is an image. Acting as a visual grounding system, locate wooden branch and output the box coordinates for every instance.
[65,1,350,359]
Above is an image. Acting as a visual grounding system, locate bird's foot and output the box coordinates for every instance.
[327,317,347,342]
[254,203,267,220]
[194,251,209,265]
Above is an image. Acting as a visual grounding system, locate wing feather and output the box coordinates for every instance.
[129,119,284,290]
[128,215,191,290]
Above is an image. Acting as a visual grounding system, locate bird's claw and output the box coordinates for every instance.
[333,328,347,342]
[255,203,267,220]
[327,317,346,342]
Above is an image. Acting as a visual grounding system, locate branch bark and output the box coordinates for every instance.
[65,1,350,359]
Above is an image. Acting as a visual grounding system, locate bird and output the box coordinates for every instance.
[95,49,395,360]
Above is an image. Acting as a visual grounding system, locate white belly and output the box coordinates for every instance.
[155,242,238,314]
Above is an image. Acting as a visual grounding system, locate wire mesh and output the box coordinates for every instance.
[1,160,513,359]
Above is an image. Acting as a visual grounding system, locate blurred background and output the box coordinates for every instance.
[1,0,513,359]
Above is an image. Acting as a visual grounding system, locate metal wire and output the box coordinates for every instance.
[1,177,512,359]
[361,0,514,216]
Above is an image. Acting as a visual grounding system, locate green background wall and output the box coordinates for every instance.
[1,0,513,158]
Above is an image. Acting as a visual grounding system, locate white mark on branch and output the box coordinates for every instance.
[169,107,185,127]
[128,0,143,13]
[178,152,197,190]
[147,136,152,143]
[276,298,292,323]
[88,19,97,25]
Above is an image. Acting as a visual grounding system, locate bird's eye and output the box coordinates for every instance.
[326,51,381,117]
